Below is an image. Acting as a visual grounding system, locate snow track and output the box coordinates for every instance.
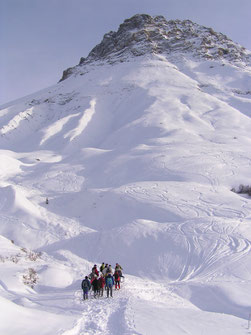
[58,274,251,335]
[63,288,137,335]
[175,219,251,281]
[61,276,189,335]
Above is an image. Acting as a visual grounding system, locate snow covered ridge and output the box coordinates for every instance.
[2,14,251,335]
[60,13,251,81]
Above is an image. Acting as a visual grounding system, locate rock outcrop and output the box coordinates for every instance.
[60,14,251,81]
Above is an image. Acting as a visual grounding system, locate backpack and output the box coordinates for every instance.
[82,279,89,289]
[106,277,113,287]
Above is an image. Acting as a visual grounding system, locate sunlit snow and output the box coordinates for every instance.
[1,52,251,334]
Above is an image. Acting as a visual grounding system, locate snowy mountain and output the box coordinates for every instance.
[1,14,251,335]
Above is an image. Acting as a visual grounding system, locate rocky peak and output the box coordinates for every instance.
[60,14,251,81]
[82,14,167,61]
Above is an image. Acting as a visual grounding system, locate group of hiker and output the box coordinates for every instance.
[81,263,124,300]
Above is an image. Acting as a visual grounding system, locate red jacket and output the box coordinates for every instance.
[114,271,120,281]
[99,276,105,288]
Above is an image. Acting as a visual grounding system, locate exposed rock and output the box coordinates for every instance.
[59,14,251,81]
[59,67,76,82]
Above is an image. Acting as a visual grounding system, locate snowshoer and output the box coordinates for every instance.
[89,272,95,283]
[81,276,91,300]
[115,263,124,278]
[98,274,105,297]
[114,270,121,290]
[106,273,114,298]
[102,264,108,277]
[92,275,100,298]
[115,263,123,271]
[92,264,99,277]
[107,264,113,274]
[100,262,105,273]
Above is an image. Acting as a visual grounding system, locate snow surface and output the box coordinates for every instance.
[1,53,251,334]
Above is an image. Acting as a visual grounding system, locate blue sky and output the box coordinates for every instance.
[1,0,251,105]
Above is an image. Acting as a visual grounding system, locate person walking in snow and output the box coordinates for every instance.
[92,275,100,298]
[105,273,114,298]
[92,264,99,277]
[114,270,121,290]
[102,264,108,277]
[115,263,123,275]
[115,263,124,279]
[115,263,123,271]
[98,274,105,297]
[89,272,95,283]
[107,264,113,274]
[100,262,105,273]
[81,276,91,300]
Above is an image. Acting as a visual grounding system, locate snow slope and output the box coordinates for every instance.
[1,17,251,334]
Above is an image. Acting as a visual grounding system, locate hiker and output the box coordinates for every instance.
[105,273,114,298]
[115,263,123,272]
[92,275,100,298]
[115,263,124,278]
[92,264,99,277]
[100,262,105,273]
[98,274,105,297]
[107,264,113,274]
[102,264,108,277]
[81,276,91,300]
[114,270,121,290]
[89,272,95,283]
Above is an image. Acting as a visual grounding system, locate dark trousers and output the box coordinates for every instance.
[93,288,99,298]
[99,287,104,297]
[83,289,89,300]
[107,286,113,297]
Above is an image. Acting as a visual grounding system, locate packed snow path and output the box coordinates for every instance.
[39,276,251,335]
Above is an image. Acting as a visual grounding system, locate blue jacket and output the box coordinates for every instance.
[105,275,114,287]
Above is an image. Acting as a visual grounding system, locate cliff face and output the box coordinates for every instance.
[60,14,251,81]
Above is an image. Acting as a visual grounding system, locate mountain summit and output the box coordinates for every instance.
[60,14,251,81]
[1,14,251,335]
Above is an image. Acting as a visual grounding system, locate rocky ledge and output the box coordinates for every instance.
[60,14,251,81]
